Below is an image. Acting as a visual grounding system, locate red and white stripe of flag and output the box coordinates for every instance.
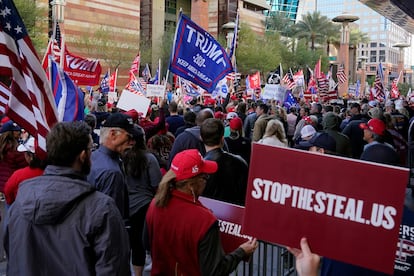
[0,0,58,159]
[336,64,347,84]
[0,82,10,115]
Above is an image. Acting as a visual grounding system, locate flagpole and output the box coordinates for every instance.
[396,70,403,83]
[114,67,118,94]
[59,34,65,69]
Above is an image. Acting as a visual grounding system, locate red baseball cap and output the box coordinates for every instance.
[170,149,218,181]
[229,117,243,130]
[359,118,386,136]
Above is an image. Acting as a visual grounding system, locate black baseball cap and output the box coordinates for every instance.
[103,113,139,136]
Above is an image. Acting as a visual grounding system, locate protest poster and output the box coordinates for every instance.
[146,84,165,97]
[262,84,286,102]
[243,143,409,274]
[199,197,251,256]
[117,89,150,117]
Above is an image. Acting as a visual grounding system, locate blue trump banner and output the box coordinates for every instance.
[51,59,85,122]
[169,13,233,93]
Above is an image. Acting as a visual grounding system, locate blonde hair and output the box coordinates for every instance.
[154,170,202,207]
[263,119,288,145]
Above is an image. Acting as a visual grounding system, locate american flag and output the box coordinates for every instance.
[137,77,147,90]
[282,71,296,90]
[130,52,140,75]
[390,78,400,99]
[336,63,347,84]
[226,71,241,81]
[317,72,329,100]
[126,71,145,96]
[374,65,385,101]
[0,0,58,159]
[109,69,117,92]
[41,21,62,69]
[0,82,10,114]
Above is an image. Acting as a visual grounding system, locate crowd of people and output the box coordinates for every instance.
[0,91,413,275]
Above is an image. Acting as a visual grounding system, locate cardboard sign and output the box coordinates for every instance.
[243,143,409,274]
[262,84,286,102]
[117,90,150,117]
[199,197,251,255]
[107,92,118,104]
[146,84,165,97]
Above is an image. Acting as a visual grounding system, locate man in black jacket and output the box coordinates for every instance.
[200,118,248,206]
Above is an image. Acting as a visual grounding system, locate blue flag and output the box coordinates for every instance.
[169,12,233,93]
[51,59,85,121]
[100,71,110,93]
[283,90,297,109]
[149,68,159,84]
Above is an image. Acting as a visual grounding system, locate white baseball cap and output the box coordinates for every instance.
[17,137,35,153]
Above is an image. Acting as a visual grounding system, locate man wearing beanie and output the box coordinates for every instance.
[322,112,352,157]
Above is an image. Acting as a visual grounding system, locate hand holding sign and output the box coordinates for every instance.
[239,238,258,256]
[287,238,320,276]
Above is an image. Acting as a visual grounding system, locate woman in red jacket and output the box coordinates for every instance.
[146,149,258,276]
[0,121,27,193]
[4,136,46,205]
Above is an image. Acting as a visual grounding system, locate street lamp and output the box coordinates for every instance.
[358,55,368,98]
[51,0,66,23]
[222,21,236,53]
[332,13,359,98]
[393,42,410,84]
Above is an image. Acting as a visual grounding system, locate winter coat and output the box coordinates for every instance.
[4,166,131,276]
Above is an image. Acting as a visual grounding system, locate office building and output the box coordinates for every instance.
[266,0,300,22]
[297,0,412,85]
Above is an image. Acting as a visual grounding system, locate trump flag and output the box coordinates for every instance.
[51,59,84,122]
[169,12,233,93]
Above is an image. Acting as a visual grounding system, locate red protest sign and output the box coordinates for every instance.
[199,197,251,255]
[243,143,409,274]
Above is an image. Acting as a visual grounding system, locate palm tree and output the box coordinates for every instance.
[349,28,370,47]
[293,11,337,51]
[265,11,294,37]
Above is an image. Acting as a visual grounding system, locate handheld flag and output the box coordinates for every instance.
[283,90,297,109]
[267,64,283,84]
[142,64,152,82]
[126,71,146,96]
[0,0,58,159]
[130,52,140,75]
[100,71,110,93]
[391,78,400,99]
[337,63,347,84]
[374,64,385,101]
[169,12,233,92]
[51,59,85,122]
[283,70,296,90]
[109,69,118,92]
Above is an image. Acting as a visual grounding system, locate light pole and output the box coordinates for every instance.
[332,13,359,98]
[393,42,410,84]
[51,0,66,23]
[222,21,236,53]
[358,55,368,98]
